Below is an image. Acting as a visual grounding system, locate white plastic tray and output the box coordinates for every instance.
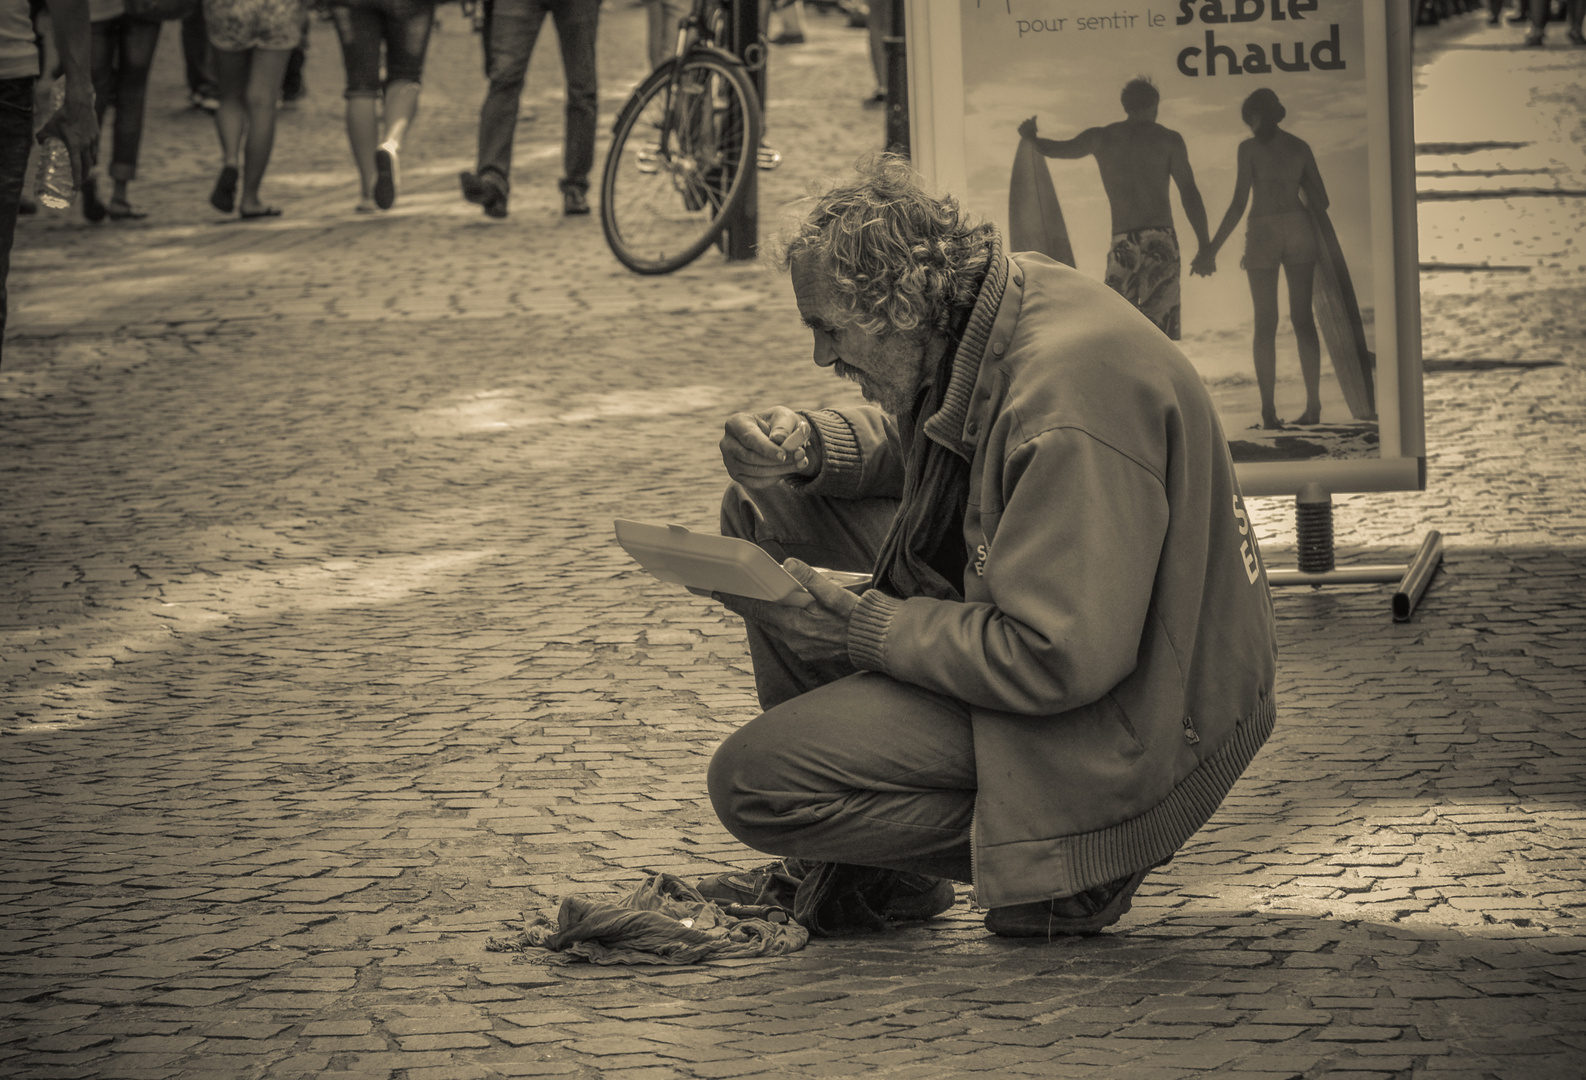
[613,519,870,605]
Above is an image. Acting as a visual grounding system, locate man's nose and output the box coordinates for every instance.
[812,334,838,368]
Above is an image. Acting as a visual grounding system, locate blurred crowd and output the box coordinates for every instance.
[1420,0,1585,41]
[0,0,893,363]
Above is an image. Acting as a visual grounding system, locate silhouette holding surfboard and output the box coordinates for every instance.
[1014,78,1212,342]
[1196,87,1376,428]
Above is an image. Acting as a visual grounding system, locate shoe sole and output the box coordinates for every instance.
[374,149,397,210]
[984,865,1154,938]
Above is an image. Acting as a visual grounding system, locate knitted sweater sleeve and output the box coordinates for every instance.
[797,406,907,500]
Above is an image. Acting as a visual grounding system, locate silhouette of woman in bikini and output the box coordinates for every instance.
[1194,88,1326,429]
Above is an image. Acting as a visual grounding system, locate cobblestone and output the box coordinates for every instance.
[0,6,1583,1080]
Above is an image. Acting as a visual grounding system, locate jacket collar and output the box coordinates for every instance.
[921,232,1009,461]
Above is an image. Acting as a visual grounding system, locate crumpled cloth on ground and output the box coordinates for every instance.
[486,873,810,965]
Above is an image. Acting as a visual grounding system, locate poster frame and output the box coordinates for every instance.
[905,0,1426,497]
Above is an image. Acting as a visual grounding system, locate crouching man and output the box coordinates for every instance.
[700,156,1278,938]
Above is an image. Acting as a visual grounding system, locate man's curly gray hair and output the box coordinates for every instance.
[779,155,996,339]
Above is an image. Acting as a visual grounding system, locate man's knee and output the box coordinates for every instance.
[719,479,809,545]
[706,725,785,850]
[719,481,760,542]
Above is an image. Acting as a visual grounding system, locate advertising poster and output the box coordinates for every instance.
[907,0,1426,495]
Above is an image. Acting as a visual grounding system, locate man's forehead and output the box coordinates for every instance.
[789,254,837,315]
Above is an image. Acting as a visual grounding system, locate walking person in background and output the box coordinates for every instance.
[459,0,598,219]
[328,0,436,212]
[1522,0,1584,44]
[2,0,96,363]
[181,6,219,109]
[73,0,127,220]
[83,0,173,221]
[203,0,305,218]
[1194,87,1327,429]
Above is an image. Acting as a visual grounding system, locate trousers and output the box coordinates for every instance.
[0,77,33,365]
[475,0,597,194]
[706,480,977,884]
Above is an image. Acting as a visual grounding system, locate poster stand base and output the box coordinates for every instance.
[1264,484,1444,622]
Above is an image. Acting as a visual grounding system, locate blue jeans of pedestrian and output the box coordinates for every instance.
[0,76,33,366]
[476,0,598,195]
[705,480,978,884]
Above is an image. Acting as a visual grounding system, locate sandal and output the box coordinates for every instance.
[210,165,239,214]
[238,206,282,220]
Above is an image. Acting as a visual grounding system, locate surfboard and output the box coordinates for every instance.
[1302,178,1376,421]
[1008,136,1075,269]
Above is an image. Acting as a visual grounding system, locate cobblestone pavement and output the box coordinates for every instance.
[3,7,1584,1080]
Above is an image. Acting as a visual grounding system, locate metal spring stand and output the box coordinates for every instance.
[1265,482,1444,621]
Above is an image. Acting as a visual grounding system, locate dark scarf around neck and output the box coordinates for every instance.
[870,242,1002,602]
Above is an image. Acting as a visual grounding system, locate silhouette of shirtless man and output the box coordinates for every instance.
[1018,78,1210,341]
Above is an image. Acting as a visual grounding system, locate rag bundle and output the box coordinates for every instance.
[487,873,809,965]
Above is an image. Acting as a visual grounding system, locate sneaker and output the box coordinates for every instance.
[562,186,590,216]
[635,145,661,174]
[1524,28,1545,44]
[697,859,806,910]
[374,142,399,210]
[757,143,782,171]
[984,860,1166,938]
[188,88,220,112]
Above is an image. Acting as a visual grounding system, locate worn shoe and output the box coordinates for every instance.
[985,861,1164,938]
[697,859,806,910]
[460,170,508,218]
[697,859,956,922]
[881,874,957,921]
[374,142,399,210]
[562,186,590,216]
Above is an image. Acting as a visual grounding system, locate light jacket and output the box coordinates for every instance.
[803,247,1278,909]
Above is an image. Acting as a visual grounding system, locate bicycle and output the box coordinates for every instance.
[599,0,765,275]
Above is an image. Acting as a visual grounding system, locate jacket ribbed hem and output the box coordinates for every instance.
[846,589,900,672]
[975,694,1278,909]
[800,409,865,499]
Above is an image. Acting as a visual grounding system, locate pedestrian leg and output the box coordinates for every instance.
[239,46,291,214]
[549,0,597,210]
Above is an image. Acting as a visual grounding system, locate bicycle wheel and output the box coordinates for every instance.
[601,51,763,275]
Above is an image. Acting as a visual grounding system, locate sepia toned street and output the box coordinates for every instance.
[1,6,1583,1079]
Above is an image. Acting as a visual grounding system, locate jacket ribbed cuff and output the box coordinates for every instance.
[846,589,900,672]
[800,409,865,498]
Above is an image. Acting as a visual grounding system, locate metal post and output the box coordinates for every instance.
[1392,531,1444,622]
[884,0,908,156]
[722,0,761,261]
